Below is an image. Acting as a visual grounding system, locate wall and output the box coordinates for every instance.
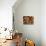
[0,0,46,46]
[41,0,46,46]
[13,0,41,46]
[0,0,16,29]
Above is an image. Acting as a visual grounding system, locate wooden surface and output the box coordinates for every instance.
[0,39,16,46]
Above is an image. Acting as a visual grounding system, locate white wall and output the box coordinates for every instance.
[13,0,41,46]
[41,0,46,46]
[0,0,16,29]
[13,0,46,46]
[0,0,46,46]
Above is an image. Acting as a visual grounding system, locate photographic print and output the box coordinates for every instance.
[23,16,34,24]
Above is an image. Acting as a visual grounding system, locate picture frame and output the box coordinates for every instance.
[23,16,34,24]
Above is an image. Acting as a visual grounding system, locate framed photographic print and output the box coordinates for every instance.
[23,16,34,24]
